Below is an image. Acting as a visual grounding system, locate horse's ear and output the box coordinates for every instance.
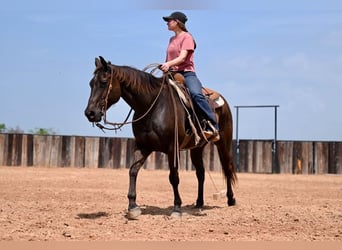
[99,56,109,72]
[95,57,101,67]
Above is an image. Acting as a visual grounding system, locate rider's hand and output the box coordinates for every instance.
[160,62,171,72]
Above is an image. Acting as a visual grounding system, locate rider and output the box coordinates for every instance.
[160,11,220,142]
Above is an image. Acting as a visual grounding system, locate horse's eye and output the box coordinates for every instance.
[100,81,107,88]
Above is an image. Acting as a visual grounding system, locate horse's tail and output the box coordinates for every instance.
[218,144,237,186]
[215,96,237,186]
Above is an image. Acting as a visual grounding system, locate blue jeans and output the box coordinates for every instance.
[181,71,218,130]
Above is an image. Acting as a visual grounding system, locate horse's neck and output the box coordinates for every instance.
[118,69,163,112]
[120,84,142,111]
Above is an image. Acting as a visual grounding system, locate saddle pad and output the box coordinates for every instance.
[168,79,225,109]
[168,79,190,106]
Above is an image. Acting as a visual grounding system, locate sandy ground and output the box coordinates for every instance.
[0,166,341,241]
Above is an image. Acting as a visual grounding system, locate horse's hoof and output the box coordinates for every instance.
[193,208,207,216]
[194,201,203,209]
[127,207,142,220]
[170,211,182,219]
[228,198,236,206]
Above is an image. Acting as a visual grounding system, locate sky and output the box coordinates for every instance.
[1,0,342,141]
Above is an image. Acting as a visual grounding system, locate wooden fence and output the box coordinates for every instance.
[0,133,341,174]
[237,140,342,174]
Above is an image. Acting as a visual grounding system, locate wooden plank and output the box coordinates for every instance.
[202,143,210,172]
[209,143,218,172]
[84,137,99,168]
[237,140,249,173]
[33,135,47,166]
[252,141,257,173]
[125,138,135,169]
[185,150,193,171]
[74,136,85,167]
[175,151,181,171]
[328,142,336,174]
[5,134,13,166]
[314,142,329,174]
[241,140,248,172]
[145,152,155,170]
[60,136,74,167]
[238,141,246,172]
[98,137,106,168]
[247,141,254,173]
[153,152,162,170]
[277,141,293,174]
[335,142,342,174]
[120,138,129,169]
[98,137,113,168]
[296,142,314,174]
[261,141,273,173]
[249,141,272,173]
[232,140,238,172]
[213,143,222,172]
[158,152,167,170]
[328,142,342,174]
[0,134,7,166]
[45,135,58,167]
[26,134,34,166]
[12,134,23,166]
[20,135,28,167]
[183,150,192,171]
[293,141,302,174]
[110,137,121,169]
[48,135,62,167]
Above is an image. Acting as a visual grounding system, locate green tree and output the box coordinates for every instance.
[0,123,6,132]
[29,128,56,135]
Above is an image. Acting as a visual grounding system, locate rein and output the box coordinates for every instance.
[95,64,166,132]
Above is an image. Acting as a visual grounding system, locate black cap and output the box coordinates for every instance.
[163,11,188,24]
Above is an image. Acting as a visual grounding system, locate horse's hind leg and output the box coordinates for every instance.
[190,147,205,208]
[127,149,151,220]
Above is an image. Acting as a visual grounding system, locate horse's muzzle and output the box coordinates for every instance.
[84,109,102,122]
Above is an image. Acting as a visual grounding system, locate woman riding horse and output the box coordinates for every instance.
[160,11,220,142]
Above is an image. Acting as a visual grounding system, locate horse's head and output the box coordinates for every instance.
[84,56,121,123]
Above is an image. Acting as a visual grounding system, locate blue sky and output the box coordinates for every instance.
[1,0,342,141]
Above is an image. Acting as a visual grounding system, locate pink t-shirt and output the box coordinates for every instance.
[166,32,195,72]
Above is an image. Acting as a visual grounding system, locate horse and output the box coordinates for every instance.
[84,56,237,219]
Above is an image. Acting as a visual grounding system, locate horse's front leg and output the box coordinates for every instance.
[190,147,205,208]
[168,154,182,217]
[127,150,150,220]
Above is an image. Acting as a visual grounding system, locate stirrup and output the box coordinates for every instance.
[206,120,218,132]
[203,130,220,142]
[205,121,220,142]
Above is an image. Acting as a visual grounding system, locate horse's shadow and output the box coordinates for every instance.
[76,205,221,220]
[141,204,221,217]
[76,211,109,219]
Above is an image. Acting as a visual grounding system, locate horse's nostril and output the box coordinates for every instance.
[85,110,95,118]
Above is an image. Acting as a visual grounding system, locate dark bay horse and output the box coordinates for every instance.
[84,56,236,219]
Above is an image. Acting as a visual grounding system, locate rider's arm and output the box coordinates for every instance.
[160,50,188,72]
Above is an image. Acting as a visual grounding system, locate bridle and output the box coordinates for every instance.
[95,64,167,132]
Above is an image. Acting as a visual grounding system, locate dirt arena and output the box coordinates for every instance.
[0,166,341,241]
